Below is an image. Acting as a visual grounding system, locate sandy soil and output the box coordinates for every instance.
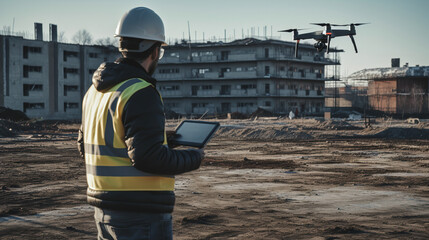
[0,118,428,239]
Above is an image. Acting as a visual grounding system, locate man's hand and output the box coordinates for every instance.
[166,130,180,148]
[195,148,205,160]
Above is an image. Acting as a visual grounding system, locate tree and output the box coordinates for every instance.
[95,37,117,47]
[58,31,67,43]
[72,29,92,45]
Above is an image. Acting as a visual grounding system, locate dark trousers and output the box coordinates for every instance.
[94,207,173,240]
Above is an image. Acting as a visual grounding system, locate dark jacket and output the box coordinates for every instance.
[78,58,202,213]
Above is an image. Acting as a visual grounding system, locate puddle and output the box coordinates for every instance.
[274,186,429,214]
[373,172,429,177]
[0,205,93,224]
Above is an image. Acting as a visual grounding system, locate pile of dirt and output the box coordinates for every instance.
[0,119,67,137]
[229,112,248,119]
[0,119,24,137]
[372,127,429,139]
[165,109,182,119]
[0,107,29,122]
[249,108,277,118]
[215,126,313,141]
[316,120,363,130]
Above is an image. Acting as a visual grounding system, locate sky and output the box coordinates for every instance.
[1,0,429,78]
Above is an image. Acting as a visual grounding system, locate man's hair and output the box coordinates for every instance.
[120,37,161,63]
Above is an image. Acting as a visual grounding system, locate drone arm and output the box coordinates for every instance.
[326,34,331,54]
[349,35,358,53]
[295,39,300,58]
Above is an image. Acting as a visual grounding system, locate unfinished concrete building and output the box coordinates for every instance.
[0,23,119,119]
[1,26,339,119]
[325,80,368,110]
[154,38,339,116]
[348,66,429,115]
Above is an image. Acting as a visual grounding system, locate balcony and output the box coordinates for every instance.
[231,89,258,96]
[160,90,181,97]
[278,89,325,98]
[228,53,256,61]
[156,73,182,80]
[223,71,257,79]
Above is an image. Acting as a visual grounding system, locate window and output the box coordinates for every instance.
[199,68,210,74]
[23,65,42,78]
[89,52,98,58]
[237,102,254,107]
[236,67,243,72]
[265,101,271,107]
[64,102,79,112]
[192,103,208,108]
[23,46,42,58]
[265,48,269,58]
[160,85,180,91]
[169,52,180,58]
[159,68,180,74]
[202,85,212,90]
[220,85,231,95]
[165,102,178,108]
[64,68,79,79]
[241,84,256,89]
[265,66,270,76]
[63,51,78,61]
[64,85,78,96]
[23,102,44,112]
[219,68,231,78]
[23,84,43,96]
[191,86,199,96]
[221,51,229,60]
[265,84,270,94]
[201,51,214,56]
[278,84,285,90]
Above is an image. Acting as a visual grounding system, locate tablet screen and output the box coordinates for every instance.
[172,120,220,148]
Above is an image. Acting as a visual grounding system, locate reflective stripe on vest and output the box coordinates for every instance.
[83,78,174,191]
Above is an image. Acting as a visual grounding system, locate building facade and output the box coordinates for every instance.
[1,30,339,119]
[0,25,119,119]
[328,63,429,116]
[154,38,339,116]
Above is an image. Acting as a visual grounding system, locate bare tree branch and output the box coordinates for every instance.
[72,29,92,45]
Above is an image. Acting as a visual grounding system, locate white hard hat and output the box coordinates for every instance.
[115,7,166,45]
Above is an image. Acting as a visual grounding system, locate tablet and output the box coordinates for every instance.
[171,120,220,148]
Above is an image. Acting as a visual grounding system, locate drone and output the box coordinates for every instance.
[279,23,368,58]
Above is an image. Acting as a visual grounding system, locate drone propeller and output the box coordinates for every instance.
[332,23,369,27]
[353,23,369,26]
[310,23,331,27]
[278,28,306,32]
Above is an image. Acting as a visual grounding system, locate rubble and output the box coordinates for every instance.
[0,107,29,122]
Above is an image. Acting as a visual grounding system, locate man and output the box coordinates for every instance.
[77,7,205,239]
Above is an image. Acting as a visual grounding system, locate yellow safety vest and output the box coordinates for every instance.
[82,78,174,191]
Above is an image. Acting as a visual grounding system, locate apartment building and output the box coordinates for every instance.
[154,38,339,116]
[0,23,119,119]
[1,26,339,119]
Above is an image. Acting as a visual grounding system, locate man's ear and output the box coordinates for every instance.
[150,48,158,60]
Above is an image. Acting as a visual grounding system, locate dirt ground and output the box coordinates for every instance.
[0,118,428,239]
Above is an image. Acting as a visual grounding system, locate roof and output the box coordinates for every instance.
[166,37,314,50]
[348,66,429,80]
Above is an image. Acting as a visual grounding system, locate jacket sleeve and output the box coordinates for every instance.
[77,124,85,159]
[122,87,202,175]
